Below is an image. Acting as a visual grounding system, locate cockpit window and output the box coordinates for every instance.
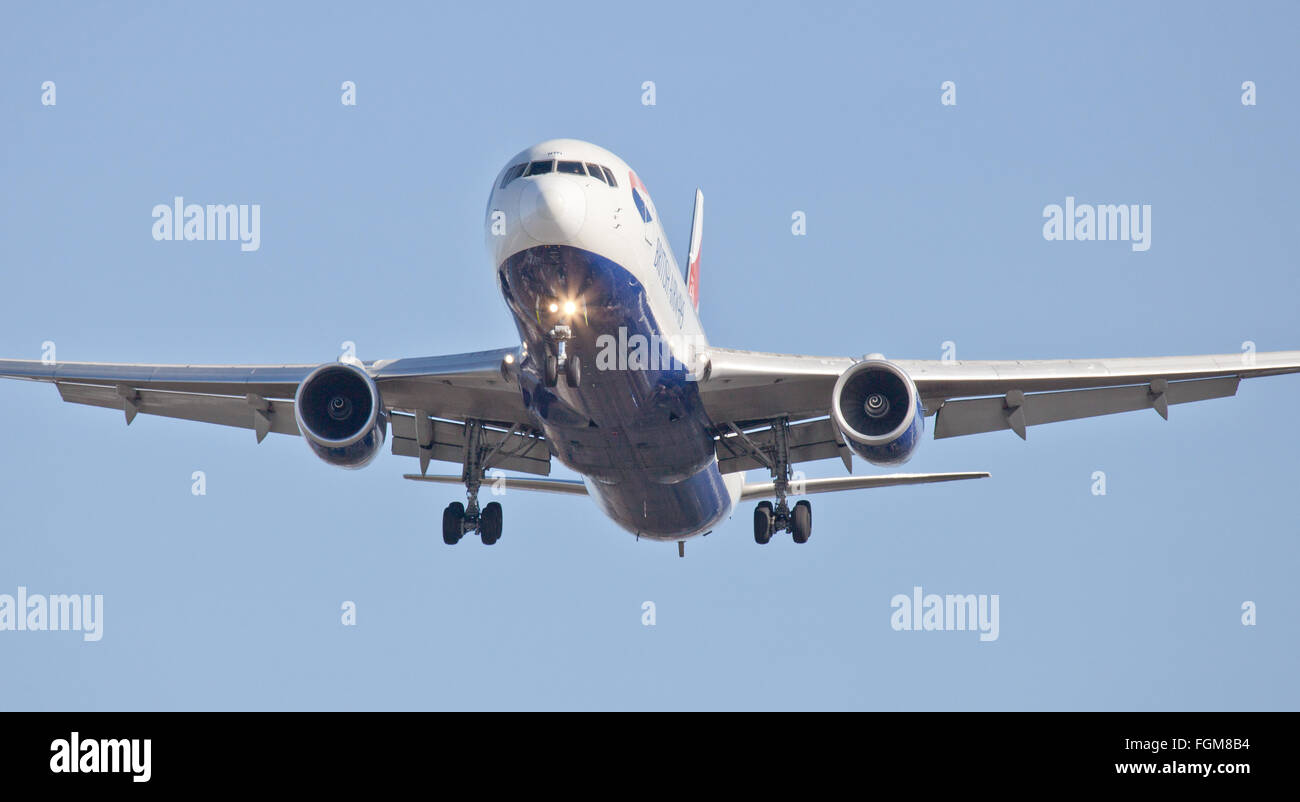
[499,163,526,188]
[632,189,652,223]
[514,158,619,187]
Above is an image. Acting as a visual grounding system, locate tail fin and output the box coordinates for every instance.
[686,189,703,311]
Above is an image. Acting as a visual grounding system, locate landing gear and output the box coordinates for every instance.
[441,419,506,546]
[754,501,773,544]
[752,498,814,544]
[442,501,465,545]
[741,417,813,545]
[791,500,812,544]
[542,323,580,388]
[480,501,503,545]
[443,499,505,545]
[565,354,581,388]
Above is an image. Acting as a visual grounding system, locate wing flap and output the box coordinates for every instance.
[56,382,300,438]
[933,376,1239,439]
[390,412,551,476]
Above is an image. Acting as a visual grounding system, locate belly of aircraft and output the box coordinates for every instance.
[498,244,733,539]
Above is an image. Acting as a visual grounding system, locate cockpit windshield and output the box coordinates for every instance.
[497,159,620,190]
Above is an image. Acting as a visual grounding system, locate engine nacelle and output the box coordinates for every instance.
[830,359,924,466]
[294,363,387,469]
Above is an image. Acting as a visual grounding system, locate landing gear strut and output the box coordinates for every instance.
[441,420,505,546]
[543,323,580,389]
[745,418,813,545]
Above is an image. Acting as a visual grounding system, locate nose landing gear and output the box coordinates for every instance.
[542,323,581,389]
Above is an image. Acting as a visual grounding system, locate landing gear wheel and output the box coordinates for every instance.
[565,355,581,388]
[544,354,559,388]
[480,501,503,545]
[442,501,465,545]
[791,500,812,544]
[754,501,773,544]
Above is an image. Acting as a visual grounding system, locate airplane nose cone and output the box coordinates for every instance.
[518,175,586,243]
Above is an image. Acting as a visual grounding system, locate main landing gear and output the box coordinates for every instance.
[747,418,813,545]
[753,499,812,544]
[441,420,505,546]
[542,323,581,389]
[442,499,503,546]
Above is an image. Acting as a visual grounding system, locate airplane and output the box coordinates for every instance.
[3,138,1299,553]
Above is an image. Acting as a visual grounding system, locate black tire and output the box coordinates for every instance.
[754,501,773,544]
[442,502,465,545]
[565,354,581,387]
[544,354,559,387]
[791,500,812,544]
[480,501,503,545]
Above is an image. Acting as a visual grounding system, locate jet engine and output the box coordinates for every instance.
[294,362,387,469]
[830,359,924,466]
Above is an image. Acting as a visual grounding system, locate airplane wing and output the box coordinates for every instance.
[698,347,1300,463]
[0,347,546,473]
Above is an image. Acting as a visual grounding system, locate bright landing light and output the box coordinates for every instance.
[563,300,577,315]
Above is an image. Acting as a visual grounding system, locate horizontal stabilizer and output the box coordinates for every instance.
[403,474,588,496]
[739,472,989,501]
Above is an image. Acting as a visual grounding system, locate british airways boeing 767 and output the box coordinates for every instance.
[3,139,1298,550]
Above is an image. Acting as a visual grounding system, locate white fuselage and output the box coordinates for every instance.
[484,139,742,540]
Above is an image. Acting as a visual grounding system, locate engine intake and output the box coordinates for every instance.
[831,359,924,466]
[294,363,387,469]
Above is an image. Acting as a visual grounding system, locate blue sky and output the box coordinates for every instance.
[1,1,1297,710]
